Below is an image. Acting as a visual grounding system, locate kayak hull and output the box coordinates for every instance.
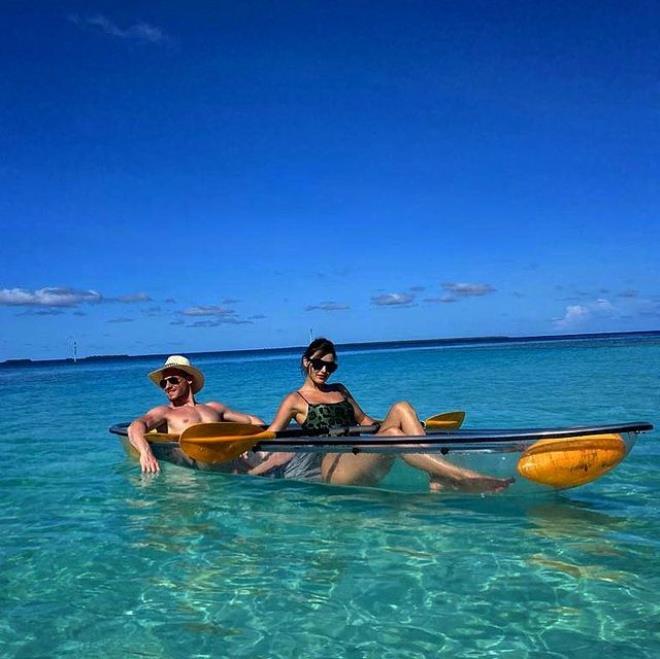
[111,422,652,494]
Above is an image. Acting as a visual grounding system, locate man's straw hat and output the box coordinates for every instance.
[148,355,205,394]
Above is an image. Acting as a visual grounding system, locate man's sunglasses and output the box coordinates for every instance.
[308,358,338,374]
[159,376,185,389]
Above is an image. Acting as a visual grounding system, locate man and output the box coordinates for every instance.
[128,355,265,473]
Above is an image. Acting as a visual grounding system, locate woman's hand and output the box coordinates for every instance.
[248,452,295,476]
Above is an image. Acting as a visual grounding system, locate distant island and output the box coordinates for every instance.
[2,329,658,369]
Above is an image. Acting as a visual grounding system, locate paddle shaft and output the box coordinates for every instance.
[177,411,466,464]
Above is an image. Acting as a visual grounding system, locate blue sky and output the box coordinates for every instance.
[2,1,659,360]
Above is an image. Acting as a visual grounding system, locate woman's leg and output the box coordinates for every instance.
[321,452,395,486]
[319,403,416,485]
[378,400,425,435]
[321,403,422,486]
[379,401,513,493]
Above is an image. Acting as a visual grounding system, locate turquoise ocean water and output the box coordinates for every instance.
[2,335,659,657]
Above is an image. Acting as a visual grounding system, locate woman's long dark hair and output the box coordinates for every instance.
[301,337,337,375]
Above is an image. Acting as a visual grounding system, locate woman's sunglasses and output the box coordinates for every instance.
[159,375,185,389]
[308,358,338,374]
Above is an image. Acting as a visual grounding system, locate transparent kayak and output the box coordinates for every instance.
[110,421,653,495]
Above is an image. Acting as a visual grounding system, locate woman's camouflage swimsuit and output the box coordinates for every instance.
[266,392,358,481]
[300,397,358,433]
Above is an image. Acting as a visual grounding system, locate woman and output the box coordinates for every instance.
[250,338,513,493]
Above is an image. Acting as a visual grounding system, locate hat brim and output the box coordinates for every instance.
[148,365,205,394]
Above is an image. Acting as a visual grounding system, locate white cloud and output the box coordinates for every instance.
[372,293,415,307]
[179,304,257,325]
[553,298,617,329]
[442,282,496,297]
[188,318,252,328]
[181,305,236,317]
[69,14,170,44]
[0,287,101,307]
[305,302,350,312]
[0,286,154,309]
[553,305,591,329]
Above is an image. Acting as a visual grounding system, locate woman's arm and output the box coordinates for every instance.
[338,385,378,425]
[248,451,296,476]
[248,393,301,476]
[267,392,303,431]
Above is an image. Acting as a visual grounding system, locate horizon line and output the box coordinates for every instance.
[2,328,659,368]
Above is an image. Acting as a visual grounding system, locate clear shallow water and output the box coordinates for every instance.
[1,336,659,657]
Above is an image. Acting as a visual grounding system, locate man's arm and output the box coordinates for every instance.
[127,406,169,474]
[207,401,265,426]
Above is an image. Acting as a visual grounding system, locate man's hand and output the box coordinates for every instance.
[128,410,167,474]
[139,449,160,474]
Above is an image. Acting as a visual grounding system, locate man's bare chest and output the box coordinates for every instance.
[166,405,221,433]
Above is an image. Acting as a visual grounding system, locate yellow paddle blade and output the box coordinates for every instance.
[424,411,466,430]
[517,433,626,489]
[182,422,266,438]
[179,423,274,464]
[123,429,179,460]
[146,430,179,443]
